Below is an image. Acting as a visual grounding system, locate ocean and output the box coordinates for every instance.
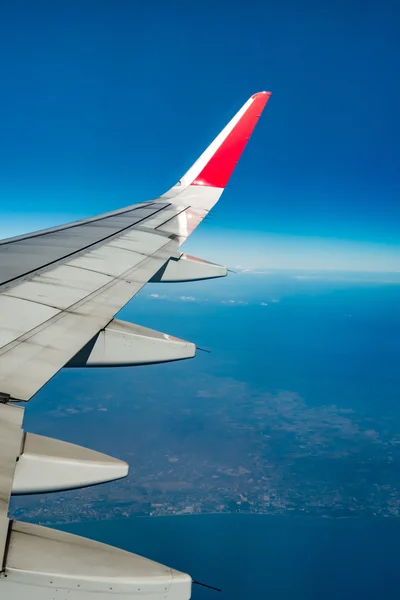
[63,514,400,599]
[15,275,400,598]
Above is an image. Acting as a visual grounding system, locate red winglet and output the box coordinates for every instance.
[191,91,271,189]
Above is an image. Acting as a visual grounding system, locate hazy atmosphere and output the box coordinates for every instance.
[1,0,400,271]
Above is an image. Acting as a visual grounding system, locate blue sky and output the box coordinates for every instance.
[1,0,400,271]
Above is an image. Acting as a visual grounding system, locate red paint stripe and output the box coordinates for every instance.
[191,91,271,189]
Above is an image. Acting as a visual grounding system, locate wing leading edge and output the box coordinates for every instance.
[0,91,271,599]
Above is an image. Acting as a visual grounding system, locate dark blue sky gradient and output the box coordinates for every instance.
[1,0,400,269]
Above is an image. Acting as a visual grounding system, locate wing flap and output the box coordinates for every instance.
[0,296,60,347]
[107,228,171,254]
[2,266,113,310]
[67,246,146,278]
[141,205,189,229]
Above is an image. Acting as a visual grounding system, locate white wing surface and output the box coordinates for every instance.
[0,91,271,599]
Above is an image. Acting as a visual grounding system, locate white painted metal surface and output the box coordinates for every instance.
[67,319,196,367]
[1,521,192,599]
[151,254,227,282]
[68,246,146,278]
[108,229,169,255]
[12,433,128,495]
[0,237,177,401]
[0,296,60,347]
[0,403,24,565]
[3,265,113,310]
[170,185,223,211]
[142,205,188,229]
[155,208,205,241]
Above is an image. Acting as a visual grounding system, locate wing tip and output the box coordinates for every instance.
[163,90,271,199]
[189,90,271,188]
[251,91,272,100]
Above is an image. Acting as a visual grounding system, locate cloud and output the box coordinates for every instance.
[179,296,196,301]
[149,293,167,299]
[196,390,214,398]
[260,302,269,306]
[234,266,270,275]
[221,299,248,305]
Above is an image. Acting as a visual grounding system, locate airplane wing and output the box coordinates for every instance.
[0,91,270,599]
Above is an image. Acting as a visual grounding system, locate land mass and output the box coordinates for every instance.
[11,373,400,524]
